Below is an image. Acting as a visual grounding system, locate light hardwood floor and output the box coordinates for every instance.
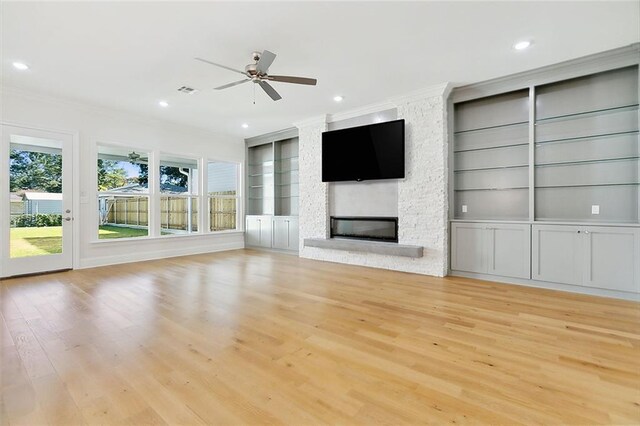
[1,249,639,425]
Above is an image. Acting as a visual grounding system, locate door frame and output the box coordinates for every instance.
[1,121,80,278]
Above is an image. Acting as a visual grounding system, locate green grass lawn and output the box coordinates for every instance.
[9,225,149,258]
[10,226,63,258]
[98,225,149,239]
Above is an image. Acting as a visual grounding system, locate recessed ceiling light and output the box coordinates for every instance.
[241,123,249,129]
[158,100,169,108]
[333,95,344,102]
[513,40,532,51]
[12,62,29,71]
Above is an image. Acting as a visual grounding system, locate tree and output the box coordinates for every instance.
[97,159,128,191]
[137,164,188,189]
[10,150,62,193]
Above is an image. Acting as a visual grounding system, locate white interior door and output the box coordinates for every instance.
[1,125,74,277]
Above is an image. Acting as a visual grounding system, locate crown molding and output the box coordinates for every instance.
[390,82,452,105]
[293,114,328,129]
[327,101,397,123]
[245,127,298,147]
[451,43,640,103]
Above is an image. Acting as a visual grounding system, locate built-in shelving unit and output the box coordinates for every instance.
[534,66,639,223]
[453,90,530,221]
[245,130,300,252]
[449,45,640,299]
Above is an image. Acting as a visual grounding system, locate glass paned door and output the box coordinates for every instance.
[1,125,73,277]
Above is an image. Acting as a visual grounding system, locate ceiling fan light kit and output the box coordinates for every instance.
[195,50,317,101]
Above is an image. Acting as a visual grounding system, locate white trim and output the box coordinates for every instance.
[79,239,245,269]
[327,102,397,123]
[90,229,244,244]
[293,114,328,129]
[390,82,452,105]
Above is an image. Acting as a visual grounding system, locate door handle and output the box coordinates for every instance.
[64,217,72,222]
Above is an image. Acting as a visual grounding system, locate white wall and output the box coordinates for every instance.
[1,87,245,270]
[296,84,451,277]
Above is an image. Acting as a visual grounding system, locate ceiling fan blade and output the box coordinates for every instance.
[194,57,247,76]
[267,75,317,86]
[214,79,250,90]
[258,81,282,101]
[256,50,276,74]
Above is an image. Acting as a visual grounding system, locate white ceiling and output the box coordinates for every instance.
[2,1,638,139]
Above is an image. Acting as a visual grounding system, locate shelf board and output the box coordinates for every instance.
[535,156,640,168]
[248,196,274,200]
[249,173,274,177]
[454,120,528,135]
[535,182,640,189]
[534,130,639,147]
[454,164,528,173]
[535,103,639,123]
[275,182,299,186]
[275,169,299,174]
[454,186,529,192]
[276,195,299,199]
[453,142,528,154]
[248,161,274,167]
[275,156,299,161]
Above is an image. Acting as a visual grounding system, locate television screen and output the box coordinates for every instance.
[322,119,405,182]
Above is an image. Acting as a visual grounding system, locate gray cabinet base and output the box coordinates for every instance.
[449,270,640,302]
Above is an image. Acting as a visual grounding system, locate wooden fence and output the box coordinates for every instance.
[103,192,236,232]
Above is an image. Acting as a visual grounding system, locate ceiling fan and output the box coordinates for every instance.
[195,50,317,101]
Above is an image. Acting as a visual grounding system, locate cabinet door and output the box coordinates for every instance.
[272,217,300,251]
[583,227,640,293]
[246,215,272,248]
[487,224,531,279]
[257,216,272,248]
[287,217,299,252]
[246,216,261,246]
[532,225,583,285]
[451,223,486,273]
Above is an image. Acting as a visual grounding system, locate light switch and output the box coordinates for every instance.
[591,205,600,215]
[462,205,468,213]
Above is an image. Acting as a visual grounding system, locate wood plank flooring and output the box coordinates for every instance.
[1,249,639,425]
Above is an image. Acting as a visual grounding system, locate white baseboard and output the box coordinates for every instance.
[78,241,245,269]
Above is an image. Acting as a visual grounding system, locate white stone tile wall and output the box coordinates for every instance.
[297,86,449,277]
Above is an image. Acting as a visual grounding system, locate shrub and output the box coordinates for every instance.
[11,214,63,228]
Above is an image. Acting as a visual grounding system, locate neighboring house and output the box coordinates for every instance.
[22,191,63,215]
[10,193,25,215]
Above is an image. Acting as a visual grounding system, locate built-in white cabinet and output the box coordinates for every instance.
[451,222,531,279]
[532,224,640,292]
[246,215,273,248]
[246,215,299,251]
[272,216,299,251]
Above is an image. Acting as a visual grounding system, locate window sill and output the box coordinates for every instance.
[90,229,245,244]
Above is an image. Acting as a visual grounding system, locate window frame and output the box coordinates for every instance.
[158,152,201,236]
[95,142,152,241]
[205,159,242,233]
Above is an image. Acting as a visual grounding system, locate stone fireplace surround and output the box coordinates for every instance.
[295,83,451,277]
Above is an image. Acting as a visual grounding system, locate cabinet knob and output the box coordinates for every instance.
[577,230,581,233]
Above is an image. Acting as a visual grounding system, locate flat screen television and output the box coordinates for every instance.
[322,119,405,182]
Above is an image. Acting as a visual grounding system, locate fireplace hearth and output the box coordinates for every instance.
[330,216,398,243]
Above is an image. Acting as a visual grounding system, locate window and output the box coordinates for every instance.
[97,145,150,239]
[207,161,239,231]
[159,154,199,235]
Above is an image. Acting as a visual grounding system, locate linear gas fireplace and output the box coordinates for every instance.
[330,216,398,243]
